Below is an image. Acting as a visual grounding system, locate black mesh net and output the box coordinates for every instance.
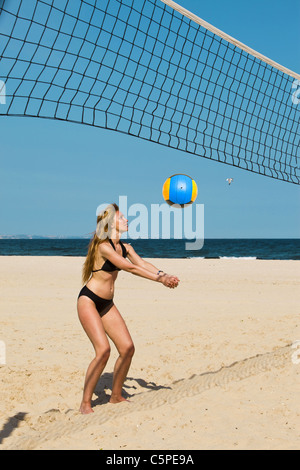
[0,0,299,184]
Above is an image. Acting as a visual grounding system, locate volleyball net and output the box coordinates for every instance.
[0,0,299,184]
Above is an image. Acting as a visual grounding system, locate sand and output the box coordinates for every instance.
[0,256,299,450]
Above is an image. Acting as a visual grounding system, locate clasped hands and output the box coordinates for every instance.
[159,273,180,289]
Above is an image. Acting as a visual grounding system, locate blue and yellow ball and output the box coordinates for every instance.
[162,174,198,207]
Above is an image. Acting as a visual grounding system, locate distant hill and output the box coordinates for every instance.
[0,235,90,239]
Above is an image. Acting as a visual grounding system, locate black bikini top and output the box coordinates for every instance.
[92,239,127,273]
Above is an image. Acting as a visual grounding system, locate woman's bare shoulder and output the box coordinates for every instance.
[97,240,113,255]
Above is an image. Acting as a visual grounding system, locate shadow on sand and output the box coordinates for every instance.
[0,412,28,446]
[91,372,171,407]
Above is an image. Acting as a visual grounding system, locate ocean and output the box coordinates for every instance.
[0,238,299,260]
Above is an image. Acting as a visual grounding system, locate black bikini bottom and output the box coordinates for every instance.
[78,285,114,317]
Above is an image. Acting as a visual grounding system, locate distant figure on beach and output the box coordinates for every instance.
[77,203,180,414]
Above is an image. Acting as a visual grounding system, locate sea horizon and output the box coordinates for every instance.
[0,238,299,260]
[0,235,299,240]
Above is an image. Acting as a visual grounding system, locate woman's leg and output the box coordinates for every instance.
[77,297,111,414]
[101,305,135,403]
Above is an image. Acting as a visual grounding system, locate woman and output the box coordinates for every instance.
[77,203,179,414]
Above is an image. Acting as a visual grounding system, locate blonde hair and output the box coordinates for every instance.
[82,203,119,285]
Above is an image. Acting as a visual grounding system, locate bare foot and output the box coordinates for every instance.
[79,403,94,414]
[109,396,131,404]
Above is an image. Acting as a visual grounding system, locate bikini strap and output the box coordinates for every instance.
[109,239,116,250]
[92,239,114,272]
[110,239,126,257]
[92,240,126,272]
[119,240,127,257]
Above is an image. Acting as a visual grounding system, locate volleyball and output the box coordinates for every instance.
[162,174,198,207]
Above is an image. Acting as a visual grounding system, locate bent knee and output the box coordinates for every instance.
[95,346,111,363]
[120,343,135,358]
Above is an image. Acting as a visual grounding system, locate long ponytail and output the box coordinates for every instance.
[82,203,119,285]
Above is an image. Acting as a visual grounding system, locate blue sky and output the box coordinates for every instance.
[0,0,299,238]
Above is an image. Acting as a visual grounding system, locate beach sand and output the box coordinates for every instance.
[0,256,299,450]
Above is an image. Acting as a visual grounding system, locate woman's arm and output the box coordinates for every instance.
[124,243,179,287]
[100,242,179,287]
[125,243,165,275]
